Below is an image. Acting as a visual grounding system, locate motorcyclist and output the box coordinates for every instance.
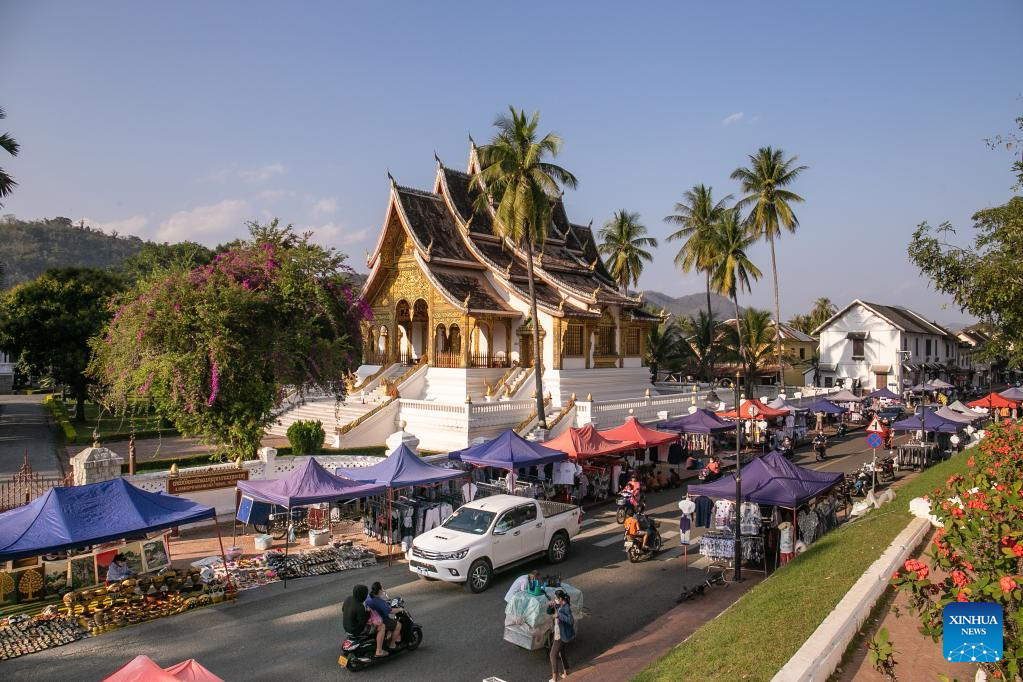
[624,512,649,550]
[619,475,643,514]
[343,584,387,657]
[813,432,827,461]
[780,436,793,457]
[365,581,403,652]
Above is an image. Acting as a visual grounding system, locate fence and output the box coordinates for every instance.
[0,455,73,512]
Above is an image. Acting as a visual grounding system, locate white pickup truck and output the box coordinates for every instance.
[408,494,583,593]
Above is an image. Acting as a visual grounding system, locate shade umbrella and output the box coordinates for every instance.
[600,416,679,447]
[766,397,808,412]
[934,406,977,424]
[448,429,567,468]
[659,408,736,434]
[827,389,863,403]
[891,408,963,433]
[717,398,789,419]
[909,382,938,393]
[967,392,1019,410]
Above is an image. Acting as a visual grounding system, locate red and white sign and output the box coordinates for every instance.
[865,416,886,434]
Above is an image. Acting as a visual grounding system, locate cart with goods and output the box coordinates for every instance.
[503,581,583,650]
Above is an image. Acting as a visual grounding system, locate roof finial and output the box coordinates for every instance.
[387,169,396,186]
[558,298,565,312]
[463,293,471,309]
[587,219,593,229]
[426,238,434,257]
[589,257,598,270]
[592,286,600,299]
[468,132,475,146]
[434,151,442,167]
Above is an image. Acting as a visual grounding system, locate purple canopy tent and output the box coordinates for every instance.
[1000,386,1023,401]
[867,387,900,401]
[448,429,568,468]
[891,408,963,434]
[658,408,736,434]
[236,458,385,578]
[337,444,466,564]
[805,398,848,415]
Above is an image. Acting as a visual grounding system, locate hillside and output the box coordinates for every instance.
[640,290,743,320]
[0,216,145,288]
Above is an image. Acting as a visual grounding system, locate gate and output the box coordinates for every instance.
[0,454,74,512]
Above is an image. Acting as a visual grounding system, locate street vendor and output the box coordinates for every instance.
[504,569,545,603]
[105,553,135,583]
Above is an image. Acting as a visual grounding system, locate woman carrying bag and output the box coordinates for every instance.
[547,590,575,682]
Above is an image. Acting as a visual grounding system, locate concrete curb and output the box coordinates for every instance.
[771,515,931,682]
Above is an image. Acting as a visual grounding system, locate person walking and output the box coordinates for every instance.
[547,590,575,681]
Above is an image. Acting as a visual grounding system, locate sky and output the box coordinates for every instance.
[1,1,1020,323]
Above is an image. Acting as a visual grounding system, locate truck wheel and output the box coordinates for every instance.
[547,532,569,564]
[466,559,492,593]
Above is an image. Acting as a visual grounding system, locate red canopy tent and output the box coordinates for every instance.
[717,398,790,420]
[543,424,639,461]
[103,656,224,682]
[600,416,679,448]
[967,392,1019,410]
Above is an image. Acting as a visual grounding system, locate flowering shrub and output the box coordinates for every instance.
[891,421,1023,680]
[89,221,366,459]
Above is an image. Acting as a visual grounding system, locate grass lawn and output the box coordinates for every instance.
[46,397,173,443]
[634,451,972,682]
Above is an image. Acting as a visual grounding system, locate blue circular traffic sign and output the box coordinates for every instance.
[866,432,883,449]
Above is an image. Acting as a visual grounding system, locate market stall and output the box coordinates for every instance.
[891,408,964,469]
[599,417,680,493]
[236,459,385,582]
[804,397,848,433]
[686,450,844,570]
[968,392,1020,422]
[336,444,466,562]
[717,399,790,449]
[866,387,900,401]
[765,397,809,443]
[0,479,224,660]
[103,654,225,682]
[543,425,639,500]
[658,408,735,465]
[448,429,568,500]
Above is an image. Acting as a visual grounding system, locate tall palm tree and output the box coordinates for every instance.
[723,308,776,387]
[471,107,578,430]
[706,209,762,394]
[678,310,720,383]
[0,107,19,207]
[807,297,837,332]
[598,210,657,294]
[731,148,807,387]
[665,185,733,326]
[645,318,683,384]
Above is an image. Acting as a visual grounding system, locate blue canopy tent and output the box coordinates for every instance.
[805,398,848,415]
[1000,386,1023,401]
[909,382,938,393]
[448,429,567,469]
[891,408,963,434]
[0,478,216,562]
[659,408,737,434]
[867,387,900,401]
[686,451,842,508]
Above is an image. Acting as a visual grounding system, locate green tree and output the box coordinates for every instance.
[731,147,807,386]
[665,184,733,325]
[787,297,836,335]
[723,308,776,387]
[598,210,657,294]
[0,107,18,207]
[678,310,721,382]
[644,318,683,384]
[120,241,215,282]
[88,220,367,459]
[471,107,578,430]
[908,197,1023,367]
[706,209,762,394]
[0,268,124,422]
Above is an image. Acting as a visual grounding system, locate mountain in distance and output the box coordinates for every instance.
[639,290,742,320]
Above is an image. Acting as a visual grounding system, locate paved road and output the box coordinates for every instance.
[3,432,907,682]
[0,394,63,477]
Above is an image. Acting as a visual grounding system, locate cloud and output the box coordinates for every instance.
[81,215,148,237]
[157,199,250,244]
[311,197,338,218]
[238,163,286,183]
[258,188,296,201]
[306,222,371,248]
[721,112,745,126]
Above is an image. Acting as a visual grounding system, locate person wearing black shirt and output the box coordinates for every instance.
[342,584,387,657]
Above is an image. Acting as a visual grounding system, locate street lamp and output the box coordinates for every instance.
[733,371,743,582]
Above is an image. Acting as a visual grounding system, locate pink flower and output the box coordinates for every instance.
[207,360,220,407]
[999,577,1017,593]
[951,570,969,588]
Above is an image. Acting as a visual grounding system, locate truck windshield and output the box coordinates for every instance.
[441,508,496,535]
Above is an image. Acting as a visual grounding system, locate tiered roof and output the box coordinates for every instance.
[363,144,661,322]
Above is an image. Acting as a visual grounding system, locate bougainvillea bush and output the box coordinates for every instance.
[891,421,1023,680]
[89,221,368,459]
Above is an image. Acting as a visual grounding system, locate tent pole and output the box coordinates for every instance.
[283,508,290,589]
[213,516,235,593]
[387,489,392,566]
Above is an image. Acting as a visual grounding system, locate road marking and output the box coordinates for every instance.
[581,518,601,528]
[660,530,678,539]
[594,534,624,548]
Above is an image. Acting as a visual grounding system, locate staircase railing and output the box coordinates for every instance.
[352,362,395,393]
[514,395,552,435]
[547,396,577,431]
[337,397,397,435]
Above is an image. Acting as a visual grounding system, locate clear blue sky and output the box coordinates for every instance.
[2,1,1020,322]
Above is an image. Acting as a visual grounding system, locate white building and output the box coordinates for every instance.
[812,300,963,391]
[0,351,13,394]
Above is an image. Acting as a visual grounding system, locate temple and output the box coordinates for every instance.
[271,143,687,452]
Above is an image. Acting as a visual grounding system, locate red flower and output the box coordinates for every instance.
[1001,536,1013,546]
[999,576,1017,593]
[891,571,901,581]
[951,508,964,519]
[963,561,974,571]
[1013,544,1023,558]
[956,591,969,602]
[951,570,969,587]
[967,456,975,466]
[916,566,930,580]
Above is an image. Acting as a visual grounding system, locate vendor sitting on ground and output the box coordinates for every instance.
[504,569,545,603]
[645,471,660,492]
[623,512,649,550]
[706,457,721,476]
[365,581,403,652]
[343,584,387,656]
[105,553,135,584]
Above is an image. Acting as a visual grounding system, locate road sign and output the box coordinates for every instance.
[866,432,883,449]
[865,416,885,434]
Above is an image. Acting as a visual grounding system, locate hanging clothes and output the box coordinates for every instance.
[739,502,762,536]
[713,499,736,531]
[694,496,714,528]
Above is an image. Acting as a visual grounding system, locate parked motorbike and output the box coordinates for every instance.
[340,598,423,672]
[878,456,895,482]
[624,517,663,562]
[849,467,872,497]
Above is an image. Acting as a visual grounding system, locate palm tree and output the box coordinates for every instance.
[807,297,837,332]
[723,308,776,387]
[731,148,807,387]
[787,313,813,335]
[471,107,578,430]
[598,210,657,295]
[678,310,720,383]
[706,209,762,394]
[665,185,733,326]
[644,318,683,384]
[0,107,19,207]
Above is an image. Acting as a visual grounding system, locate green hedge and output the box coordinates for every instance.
[634,450,974,682]
[43,395,77,443]
[286,419,325,456]
[42,396,175,445]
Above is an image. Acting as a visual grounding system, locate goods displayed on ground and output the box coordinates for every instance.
[503,582,584,651]
[211,541,377,588]
[0,612,87,660]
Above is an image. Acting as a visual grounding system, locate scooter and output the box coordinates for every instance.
[624,518,663,562]
[616,491,643,524]
[849,467,872,496]
[814,438,828,461]
[340,598,423,672]
[878,457,895,482]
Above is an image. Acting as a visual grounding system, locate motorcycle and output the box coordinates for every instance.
[624,518,663,562]
[878,456,895,482]
[339,597,423,672]
[813,437,827,461]
[616,491,643,524]
[849,467,872,497]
